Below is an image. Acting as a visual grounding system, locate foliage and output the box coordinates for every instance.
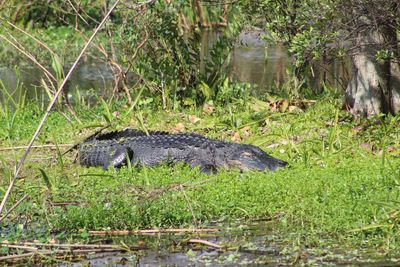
[117,0,243,105]
[0,25,90,66]
[0,92,399,251]
[0,0,105,28]
[242,0,338,69]
[0,1,244,105]
[241,0,400,69]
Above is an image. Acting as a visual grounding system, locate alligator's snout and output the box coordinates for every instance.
[228,144,288,171]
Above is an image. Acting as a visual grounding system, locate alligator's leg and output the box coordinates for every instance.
[103,146,134,170]
[199,165,218,174]
[188,159,217,174]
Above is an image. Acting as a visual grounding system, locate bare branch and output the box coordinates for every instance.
[0,0,124,218]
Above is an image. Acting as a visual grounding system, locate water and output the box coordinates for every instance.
[0,61,117,106]
[0,29,349,107]
[230,30,289,90]
[53,221,399,266]
[2,220,399,266]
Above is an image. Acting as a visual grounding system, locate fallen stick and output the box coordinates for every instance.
[0,245,145,263]
[0,244,51,253]
[187,239,222,249]
[0,144,73,151]
[61,125,110,156]
[54,248,127,253]
[0,248,126,262]
[1,241,143,250]
[89,228,219,236]
[0,252,38,262]
[48,201,82,206]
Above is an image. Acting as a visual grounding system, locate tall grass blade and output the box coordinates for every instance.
[51,54,64,82]
[100,98,112,124]
[52,134,64,170]
[39,168,55,193]
[125,86,144,116]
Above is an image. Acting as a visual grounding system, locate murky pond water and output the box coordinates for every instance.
[0,60,117,106]
[0,30,349,107]
[232,30,350,93]
[2,220,399,266]
[53,221,399,266]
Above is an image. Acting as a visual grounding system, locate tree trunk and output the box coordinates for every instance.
[345,21,400,116]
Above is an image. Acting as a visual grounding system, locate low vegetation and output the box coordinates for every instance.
[1,88,399,254]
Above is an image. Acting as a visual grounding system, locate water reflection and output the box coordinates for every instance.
[0,30,349,106]
[230,31,289,90]
[230,30,350,93]
[0,66,44,104]
[0,61,117,106]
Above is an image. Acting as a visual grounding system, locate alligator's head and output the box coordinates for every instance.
[226,144,288,172]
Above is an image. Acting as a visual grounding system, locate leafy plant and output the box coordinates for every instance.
[117,1,242,106]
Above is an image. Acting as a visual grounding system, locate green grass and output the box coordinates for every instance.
[0,94,400,251]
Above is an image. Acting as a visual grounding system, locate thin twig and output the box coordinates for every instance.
[89,228,219,236]
[5,21,60,60]
[0,144,73,151]
[141,178,216,204]
[48,201,81,206]
[0,242,147,263]
[0,252,38,261]
[1,244,52,253]
[0,247,141,262]
[63,98,82,124]
[0,194,29,222]
[1,241,138,250]
[0,0,122,219]
[66,0,89,26]
[2,246,126,254]
[62,125,110,156]
[0,34,56,82]
[187,239,222,249]
[55,248,126,253]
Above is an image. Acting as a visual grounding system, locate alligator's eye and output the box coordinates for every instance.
[241,151,253,157]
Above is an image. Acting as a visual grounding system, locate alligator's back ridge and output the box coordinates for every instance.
[79,129,288,172]
[90,129,169,141]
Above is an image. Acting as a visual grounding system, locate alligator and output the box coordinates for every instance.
[79,129,288,173]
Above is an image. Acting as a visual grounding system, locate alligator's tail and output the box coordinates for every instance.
[79,141,109,167]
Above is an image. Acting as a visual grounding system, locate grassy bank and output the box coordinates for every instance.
[0,94,399,252]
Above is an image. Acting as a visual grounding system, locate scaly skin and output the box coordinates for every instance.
[79,129,288,172]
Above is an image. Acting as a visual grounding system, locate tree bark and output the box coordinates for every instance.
[345,20,400,116]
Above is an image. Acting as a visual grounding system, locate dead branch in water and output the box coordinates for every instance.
[187,239,223,249]
[1,241,144,251]
[0,241,147,263]
[89,228,219,236]
[0,241,147,262]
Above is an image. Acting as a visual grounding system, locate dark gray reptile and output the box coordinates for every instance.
[79,129,288,173]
